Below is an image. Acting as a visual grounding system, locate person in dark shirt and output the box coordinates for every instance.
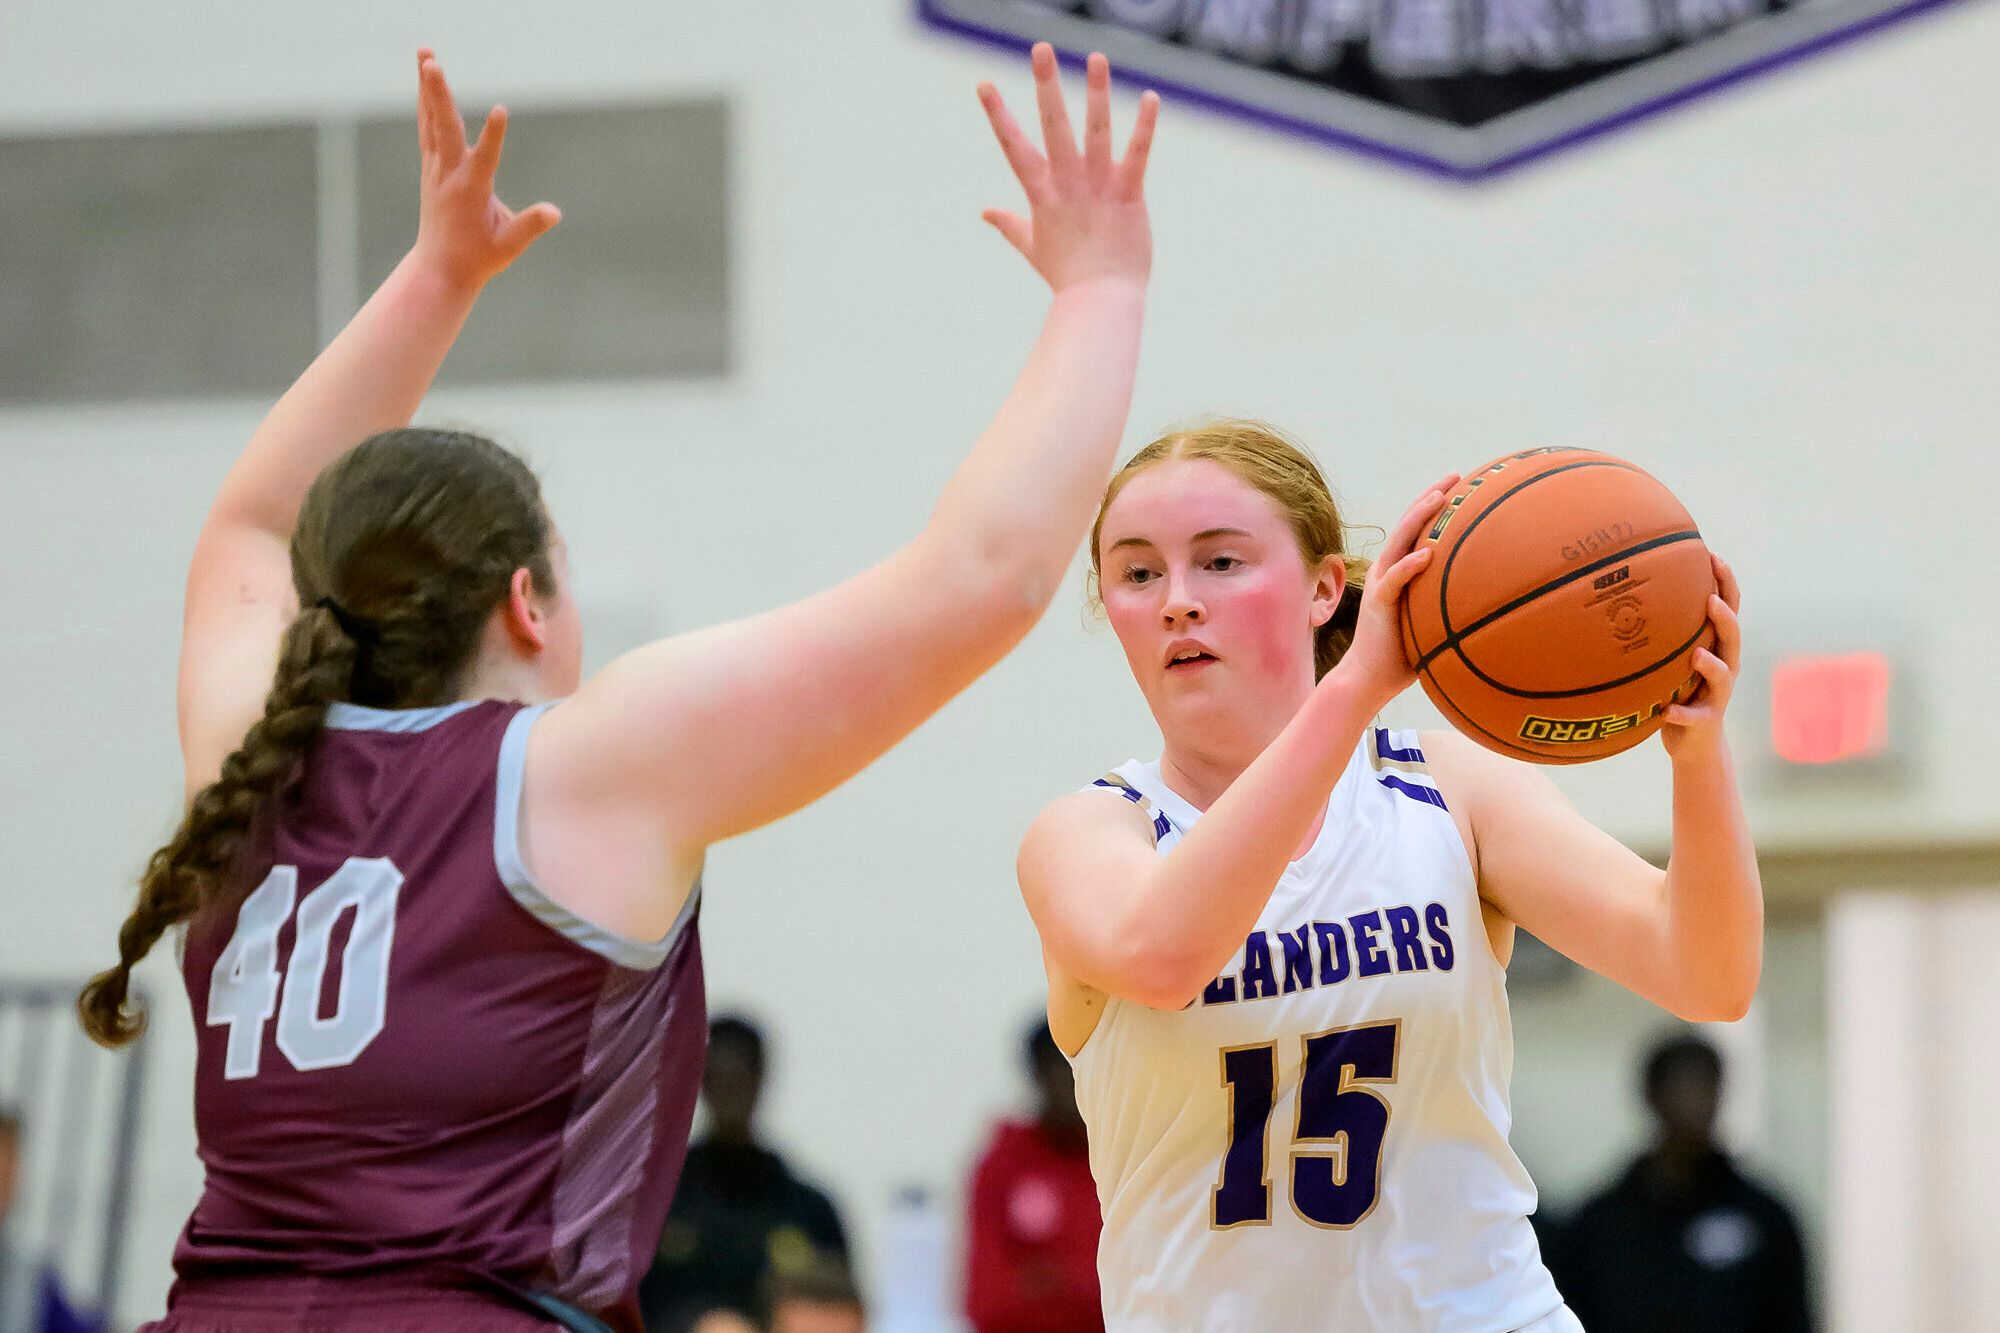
[1551,1032,1813,1333]
[963,1020,1103,1333]
[641,1017,848,1332]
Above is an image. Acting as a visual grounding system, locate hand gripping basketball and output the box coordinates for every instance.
[1399,448,1720,764]
[976,44,1160,293]
[1658,553,1742,763]
[1334,475,1461,711]
[412,48,562,292]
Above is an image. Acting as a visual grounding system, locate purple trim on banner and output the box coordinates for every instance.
[913,0,1968,182]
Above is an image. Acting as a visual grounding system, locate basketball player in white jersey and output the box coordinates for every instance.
[1016,422,1761,1331]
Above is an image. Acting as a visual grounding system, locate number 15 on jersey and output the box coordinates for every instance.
[1214,1019,1402,1230]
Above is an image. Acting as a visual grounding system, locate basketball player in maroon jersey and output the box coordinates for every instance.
[76,46,1160,1333]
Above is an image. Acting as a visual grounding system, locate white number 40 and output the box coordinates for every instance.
[205,857,403,1080]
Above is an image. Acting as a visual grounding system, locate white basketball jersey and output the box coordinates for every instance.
[1070,728,1565,1332]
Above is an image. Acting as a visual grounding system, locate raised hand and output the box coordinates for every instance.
[1660,553,1742,762]
[977,43,1159,293]
[1334,475,1462,708]
[413,48,562,291]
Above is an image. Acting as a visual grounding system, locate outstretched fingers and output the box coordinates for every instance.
[990,45,1159,200]
[415,49,436,159]
[1115,91,1161,199]
[497,201,563,261]
[421,54,469,169]
[1030,42,1080,175]
[1083,53,1113,179]
[981,208,1034,260]
[979,82,1049,200]
[468,103,510,185]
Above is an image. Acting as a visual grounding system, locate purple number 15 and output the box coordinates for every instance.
[1214,1020,1402,1230]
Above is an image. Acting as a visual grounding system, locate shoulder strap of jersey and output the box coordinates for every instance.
[1365,726,1450,812]
[1090,773,1174,844]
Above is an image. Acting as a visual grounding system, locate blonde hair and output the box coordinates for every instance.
[1088,419,1370,680]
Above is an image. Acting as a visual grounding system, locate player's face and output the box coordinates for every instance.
[1097,459,1325,730]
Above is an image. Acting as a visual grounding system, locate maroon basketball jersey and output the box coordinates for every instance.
[172,699,705,1331]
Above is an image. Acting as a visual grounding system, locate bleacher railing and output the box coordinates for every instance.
[0,979,147,1324]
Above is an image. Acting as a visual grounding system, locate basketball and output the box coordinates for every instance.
[1399,448,1716,764]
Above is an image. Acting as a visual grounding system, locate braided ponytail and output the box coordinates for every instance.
[79,606,358,1046]
[80,427,555,1048]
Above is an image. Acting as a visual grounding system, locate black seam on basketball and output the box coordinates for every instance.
[1452,618,1710,699]
[1421,660,1548,761]
[1413,452,1686,762]
[1416,527,1701,674]
[1434,458,1640,647]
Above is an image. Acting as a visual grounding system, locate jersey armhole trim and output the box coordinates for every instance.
[495,702,685,971]
[326,699,480,733]
[1089,775,1173,844]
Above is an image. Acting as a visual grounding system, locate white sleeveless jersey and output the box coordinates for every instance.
[1070,728,1565,1332]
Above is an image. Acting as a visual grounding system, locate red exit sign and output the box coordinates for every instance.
[1770,653,1893,765]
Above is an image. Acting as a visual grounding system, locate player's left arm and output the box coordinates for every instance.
[1424,554,1761,1021]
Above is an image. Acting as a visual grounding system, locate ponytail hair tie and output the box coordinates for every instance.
[315,596,380,645]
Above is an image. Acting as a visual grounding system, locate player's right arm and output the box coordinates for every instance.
[526,47,1159,937]
[176,51,557,794]
[1018,480,1455,1013]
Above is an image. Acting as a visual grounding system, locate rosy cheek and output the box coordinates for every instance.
[1103,595,1155,669]
[1217,574,1306,669]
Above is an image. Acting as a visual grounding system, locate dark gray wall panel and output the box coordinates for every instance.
[355,99,730,383]
[0,127,319,403]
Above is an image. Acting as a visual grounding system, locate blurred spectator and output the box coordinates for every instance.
[963,1020,1102,1333]
[767,1260,865,1333]
[1,1108,26,1333]
[0,1110,15,1221]
[641,1016,849,1333]
[1550,1031,1814,1333]
[687,1312,760,1333]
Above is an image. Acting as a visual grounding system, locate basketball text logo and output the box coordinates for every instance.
[1518,707,1660,743]
[1560,522,1636,562]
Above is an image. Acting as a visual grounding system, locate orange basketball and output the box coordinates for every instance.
[1399,447,1716,764]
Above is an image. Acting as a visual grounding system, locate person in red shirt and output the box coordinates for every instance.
[964,1021,1104,1333]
